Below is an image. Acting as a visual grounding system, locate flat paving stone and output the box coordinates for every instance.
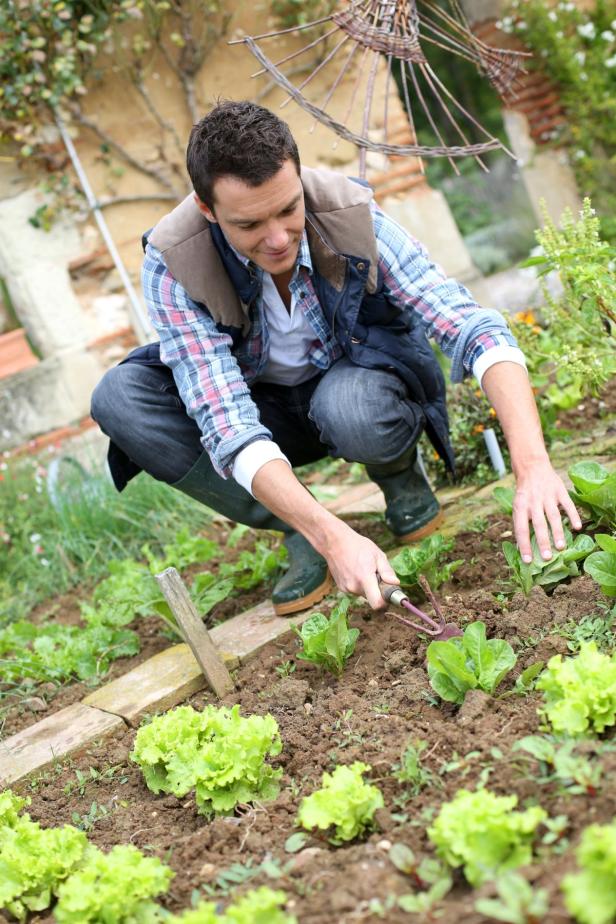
[0,703,125,786]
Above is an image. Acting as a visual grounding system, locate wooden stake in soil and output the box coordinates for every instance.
[155,567,234,699]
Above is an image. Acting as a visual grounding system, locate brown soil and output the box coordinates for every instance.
[13,516,615,924]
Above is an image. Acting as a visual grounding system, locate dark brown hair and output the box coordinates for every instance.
[186,100,301,210]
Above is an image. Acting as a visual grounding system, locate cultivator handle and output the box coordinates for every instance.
[378,581,408,608]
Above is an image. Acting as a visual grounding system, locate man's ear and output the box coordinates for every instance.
[194,193,216,223]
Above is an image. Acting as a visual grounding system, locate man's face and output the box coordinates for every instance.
[195,159,305,278]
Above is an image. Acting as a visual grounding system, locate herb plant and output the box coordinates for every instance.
[294,597,358,676]
[536,641,616,735]
[427,788,547,886]
[297,762,384,845]
[426,621,517,704]
[130,704,283,816]
[561,821,616,924]
[502,529,594,596]
[391,535,462,592]
[584,534,616,597]
[569,462,616,530]
[54,844,173,924]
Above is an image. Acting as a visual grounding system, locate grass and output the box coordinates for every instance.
[0,448,212,627]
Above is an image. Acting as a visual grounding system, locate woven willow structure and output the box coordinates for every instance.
[231,0,529,175]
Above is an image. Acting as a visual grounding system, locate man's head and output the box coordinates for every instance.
[187,101,304,277]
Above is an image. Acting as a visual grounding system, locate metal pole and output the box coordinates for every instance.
[55,113,152,344]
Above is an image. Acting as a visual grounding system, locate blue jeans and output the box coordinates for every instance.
[91,357,424,489]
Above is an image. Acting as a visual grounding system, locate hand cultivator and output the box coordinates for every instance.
[379,576,462,640]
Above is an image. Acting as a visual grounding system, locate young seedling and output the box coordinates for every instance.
[512,735,602,796]
[391,535,462,593]
[393,739,434,794]
[503,528,594,596]
[293,597,359,676]
[426,621,517,704]
[475,871,549,924]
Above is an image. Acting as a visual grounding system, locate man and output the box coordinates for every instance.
[92,100,581,615]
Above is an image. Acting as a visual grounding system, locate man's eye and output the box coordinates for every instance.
[240,223,258,230]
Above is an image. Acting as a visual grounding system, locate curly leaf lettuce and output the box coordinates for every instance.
[427,621,517,704]
[54,844,173,924]
[131,704,283,816]
[294,597,359,676]
[297,762,384,845]
[428,788,547,886]
[536,641,616,735]
[562,821,616,924]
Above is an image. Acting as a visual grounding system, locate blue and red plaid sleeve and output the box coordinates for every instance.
[142,244,272,478]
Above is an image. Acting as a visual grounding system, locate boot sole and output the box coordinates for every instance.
[273,571,334,617]
[398,509,445,544]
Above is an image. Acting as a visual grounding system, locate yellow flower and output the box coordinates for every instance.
[489,408,497,417]
[472,424,485,435]
[514,310,537,325]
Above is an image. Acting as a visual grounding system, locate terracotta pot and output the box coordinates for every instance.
[0,328,39,380]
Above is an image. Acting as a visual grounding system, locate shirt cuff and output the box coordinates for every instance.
[473,346,527,390]
[232,440,291,496]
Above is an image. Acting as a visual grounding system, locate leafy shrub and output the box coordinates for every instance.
[561,821,616,924]
[130,704,282,816]
[536,641,616,735]
[297,762,384,845]
[569,462,616,530]
[294,597,358,676]
[503,529,595,595]
[584,534,616,597]
[54,844,173,924]
[391,535,462,592]
[426,621,517,704]
[427,788,547,886]
[0,791,88,921]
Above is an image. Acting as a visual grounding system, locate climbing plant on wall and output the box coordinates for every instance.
[502,0,616,242]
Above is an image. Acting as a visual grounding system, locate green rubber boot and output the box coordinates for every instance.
[366,447,442,543]
[171,452,331,615]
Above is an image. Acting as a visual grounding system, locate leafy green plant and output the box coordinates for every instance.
[427,788,547,886]
[569,462,616,530]
[561,821,616,924]
[297,762,384,845]
[54,844,173,924]
[391,535,462,592]
[536,641,616,735]
[584,534,616,596]
[555,603,616,653]
[293,597,358,676]
[388,843,452,914]
[393,739,434,794]
[219,540,287,590]
[502,529,594,596]
[426,621,517,704]
[475,871,549,924]
[130,704,282,817]
[512,735,603,796]
[172,886,297,923]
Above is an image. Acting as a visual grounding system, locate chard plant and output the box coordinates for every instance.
[294,596,358,676]
[388,844,452,914]
[502,528,594,596]
[297,762,383,845]
[512,735,603,797]
[426,621,517,704]
[561,821,616,924]
[391,534,462,592]
[569,461,616,531]
[474,871,549,924]
[53,844,173,924]
[536,641,616,736]
[584,534,616,597]
[130,704,282,817]
[427,788,547,886]
[0,790,88,921]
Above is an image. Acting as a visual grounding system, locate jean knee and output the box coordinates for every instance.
[91,364,141,436]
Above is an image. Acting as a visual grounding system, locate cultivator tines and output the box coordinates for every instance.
[230,0,530,176]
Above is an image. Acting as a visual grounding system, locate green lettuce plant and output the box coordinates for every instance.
[297,762,384,845]
[391,534,462,592]
[426,621,517,704]
[584,534,616,596]
[0,791,88,921]
[53,844,173,924]
[294,597,358,676]
[502,529,594,596]
[171,886,296,923]
[561,821,616,924]
[536,642,616,735]
[569,462,616,530]
[427,788,547,886]
[130,704,282,816]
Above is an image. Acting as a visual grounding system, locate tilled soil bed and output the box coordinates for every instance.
[13,513,616,924]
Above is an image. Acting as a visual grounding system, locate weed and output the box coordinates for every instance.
[63,765,128,798]
[275,660,296,678]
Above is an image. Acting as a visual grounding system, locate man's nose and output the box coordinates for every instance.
[265,223,289,250]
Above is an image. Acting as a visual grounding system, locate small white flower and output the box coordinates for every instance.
[29,532,42,543]
[517,21,527,30]
[40,558,50,567]
[611,20,616,30]
[579,71,588,81]
[577,22,596,39]
[574,50,586,65]
[548,10,558,21]
[601,30,615,42]
[606,54,616,67]
[573,149,586,160]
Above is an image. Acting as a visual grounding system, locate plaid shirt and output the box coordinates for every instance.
[143,201,519,478]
